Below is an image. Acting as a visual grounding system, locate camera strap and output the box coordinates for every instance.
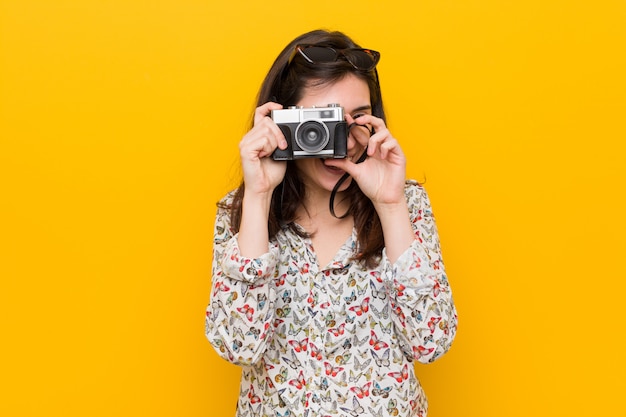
[328,147,368,219]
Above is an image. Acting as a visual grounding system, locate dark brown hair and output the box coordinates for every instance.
[223,29,387,266]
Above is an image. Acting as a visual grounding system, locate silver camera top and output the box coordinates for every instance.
[271,104,344,124]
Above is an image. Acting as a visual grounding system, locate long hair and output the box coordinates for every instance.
[223,29,387,266]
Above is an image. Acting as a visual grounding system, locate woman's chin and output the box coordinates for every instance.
[295,157,352,193]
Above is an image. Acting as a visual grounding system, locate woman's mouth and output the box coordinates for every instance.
[321,159,347,175]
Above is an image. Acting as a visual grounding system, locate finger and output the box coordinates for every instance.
[349,123,372,148]
[378,138,401,159]
[257,136,280,159]
[323,157,362,180]
[366,128,392,157]
[260,117,289,150]
[349,114,386,135]
[248,116,288,151]
[253,102,283,126]
[241,132,282,160]
[347,114,390,154]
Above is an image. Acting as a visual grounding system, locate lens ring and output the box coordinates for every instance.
[295,120,330,153]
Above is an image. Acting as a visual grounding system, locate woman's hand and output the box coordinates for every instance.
[239,102,288,196]
[327,114,415,262]
[326,114,407,207]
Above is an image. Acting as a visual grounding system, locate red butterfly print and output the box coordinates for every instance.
[238,258,251,272]
[350,381,372,399]
[275,274,286,286]
[349,297,370,316]
[393,306,406,325]
[289,370,306,390]
[248,385,261,404]
[288,338,308,353]
[395,283,405,297]
[307,292,318,307]
[413,345,435,359]
[411,252,422,268]
[328,323,345,337]
[388,364,409,383]
[212,280,230,296]
[427,317,441,333]
[237,304,254,322]
[369,330,389,351]
[324,361,344,377]
[432,281,441,297]
[370,271,383,283]
[310,343,322,361]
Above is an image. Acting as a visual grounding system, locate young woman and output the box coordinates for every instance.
[206,29,457,417]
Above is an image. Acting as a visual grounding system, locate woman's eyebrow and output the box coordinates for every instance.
[350,105,372,113]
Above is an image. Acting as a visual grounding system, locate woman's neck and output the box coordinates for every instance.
[295,190,352,233]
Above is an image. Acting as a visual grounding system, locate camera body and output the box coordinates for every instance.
[271,104,348,160]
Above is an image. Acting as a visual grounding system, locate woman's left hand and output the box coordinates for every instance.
[325,115,407,206]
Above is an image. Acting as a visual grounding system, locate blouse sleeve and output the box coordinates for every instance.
[380,180,458,364]
[205,193,280,366]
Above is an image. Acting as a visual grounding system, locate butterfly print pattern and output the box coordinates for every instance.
[206,181,457,417]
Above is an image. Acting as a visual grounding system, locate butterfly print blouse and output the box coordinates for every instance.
[206,180,458,417]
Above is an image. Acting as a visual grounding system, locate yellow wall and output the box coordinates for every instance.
[1,0,625,416]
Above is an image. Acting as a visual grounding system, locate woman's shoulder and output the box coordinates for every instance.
[404,179,427,197]
[404,179,434,211]
[217,189,238,208]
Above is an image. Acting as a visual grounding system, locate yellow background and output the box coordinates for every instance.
[1,0,625,416]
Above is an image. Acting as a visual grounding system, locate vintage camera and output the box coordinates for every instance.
[271,104,348,160]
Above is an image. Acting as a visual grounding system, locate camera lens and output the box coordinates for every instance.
[295,121,329,153]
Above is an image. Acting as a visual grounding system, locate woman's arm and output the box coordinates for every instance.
[383,182,458,363]
[373,198,416,263]
[206,102,288,365]
[205,195,279,366]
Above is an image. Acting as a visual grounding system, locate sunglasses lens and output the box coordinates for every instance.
[345,50,379,70]
[301,46,338,63]
[294,46,380,70]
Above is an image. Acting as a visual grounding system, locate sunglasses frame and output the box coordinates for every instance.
[290,44,381,71]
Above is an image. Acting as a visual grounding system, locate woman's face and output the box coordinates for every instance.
[294,74,372,197]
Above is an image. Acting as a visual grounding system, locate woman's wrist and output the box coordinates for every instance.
[375,200,416,263]
[242,189,274,213]
[238,191,273,258]
[373,198,409,217]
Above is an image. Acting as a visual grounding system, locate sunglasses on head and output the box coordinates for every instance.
[289,44,380,71]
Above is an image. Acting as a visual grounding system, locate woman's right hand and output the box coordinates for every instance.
[239,102,288,196]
